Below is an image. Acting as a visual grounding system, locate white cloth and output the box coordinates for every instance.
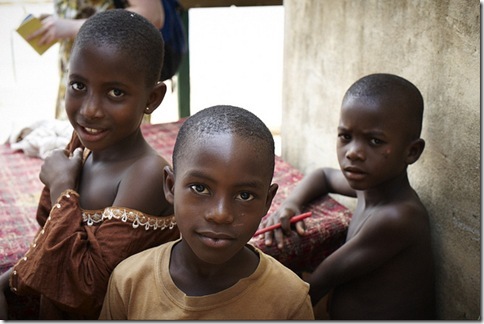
[9,119,73,159]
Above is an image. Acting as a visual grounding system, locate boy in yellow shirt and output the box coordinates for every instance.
[99,105,314,320]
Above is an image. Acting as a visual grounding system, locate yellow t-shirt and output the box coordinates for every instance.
[99,239,314,320]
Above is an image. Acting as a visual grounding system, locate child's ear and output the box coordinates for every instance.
[405,138,425,165]
[263,183,279,214]
[163,165,175,205]
[145,81,167,115]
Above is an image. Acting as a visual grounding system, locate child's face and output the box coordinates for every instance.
[65,44,159,152]
[337,96,412,191]
[164,133,277,265]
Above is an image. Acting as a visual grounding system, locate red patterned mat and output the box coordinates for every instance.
[250,158,352,274]
[0,119,352,276]
[0,146,43,275]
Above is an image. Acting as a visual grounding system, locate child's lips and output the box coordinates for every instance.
[343,167,367,180]
[78,124,108,141]
[197,231,235,248]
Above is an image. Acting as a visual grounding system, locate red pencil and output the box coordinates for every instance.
[253,211,312,237]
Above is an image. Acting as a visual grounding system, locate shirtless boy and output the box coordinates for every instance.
[263,73,435,319]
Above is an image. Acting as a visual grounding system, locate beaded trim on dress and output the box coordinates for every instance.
[82,207,176,230]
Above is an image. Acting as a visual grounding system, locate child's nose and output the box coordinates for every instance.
[345,141,365,161]
[205,198,234,224]
[80,95,103,119]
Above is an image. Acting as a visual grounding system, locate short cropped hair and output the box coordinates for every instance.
[73,9,164,86]
[343,73,424,139]
[173,105,275,180]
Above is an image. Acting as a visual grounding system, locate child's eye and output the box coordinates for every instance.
[236,192,254,201]
[370,138,384,145]
[338,133,351,142]
[108,88,125,98]
[190,184,209,195]
[70,81,86,92]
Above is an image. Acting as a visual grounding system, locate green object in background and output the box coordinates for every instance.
[177,9,190,118]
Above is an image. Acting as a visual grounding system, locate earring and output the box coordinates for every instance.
[145,107,150,112]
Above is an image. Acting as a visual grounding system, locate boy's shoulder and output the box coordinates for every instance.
[249,246,313,318]
[251,245,309,291]
[357,184,428,221]
[355,193,430,243]
[113,240,175,276]
[384,190,428,221]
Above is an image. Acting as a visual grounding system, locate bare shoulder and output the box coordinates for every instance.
[365,193,430,244]
[130,150,170,173]
[382,195,428,221]
[121,149,170,186]
[114,150,172,215]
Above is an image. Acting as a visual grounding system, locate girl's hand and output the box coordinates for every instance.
[26,15,84,45]
[40,148,83,204]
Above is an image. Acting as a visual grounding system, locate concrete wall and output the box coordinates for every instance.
[281,0,480,319]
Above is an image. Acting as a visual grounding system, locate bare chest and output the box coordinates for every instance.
[78,160,128,209]
[345,208,373,240]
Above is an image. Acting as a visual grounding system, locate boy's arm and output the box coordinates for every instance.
[263,167,355,248]
[306,206,420,305]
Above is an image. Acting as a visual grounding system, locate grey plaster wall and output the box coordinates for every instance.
[281,0,480,319]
